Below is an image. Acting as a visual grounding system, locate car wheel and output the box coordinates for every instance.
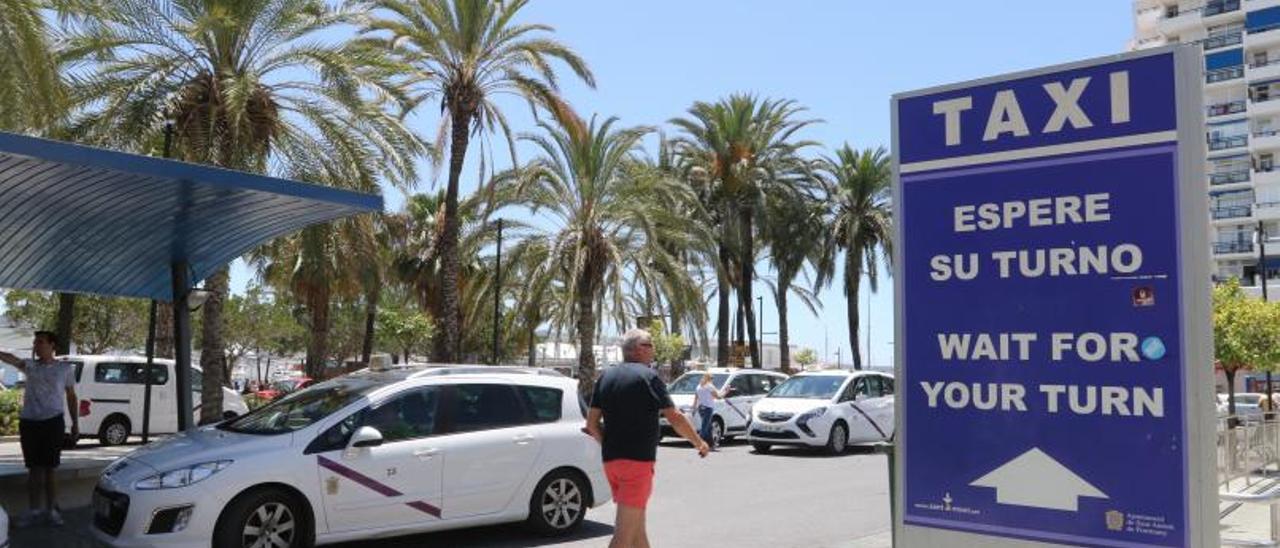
[526,470,588,536]
[751,442,772,454]
[223,411,238,420]
[215,487,308,548]
[827,422,848,455]
[99,415,130,446]
[711,418,725,448]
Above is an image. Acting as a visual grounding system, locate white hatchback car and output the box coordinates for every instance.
[747,370,895,454]
[90,366,609,547]
[662,368,787,446]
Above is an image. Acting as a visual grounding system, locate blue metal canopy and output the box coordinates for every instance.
[0,131,382,300]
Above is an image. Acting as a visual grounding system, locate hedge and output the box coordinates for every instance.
[0,389,21,436]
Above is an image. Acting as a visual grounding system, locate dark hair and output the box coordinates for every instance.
[34,330,59,348]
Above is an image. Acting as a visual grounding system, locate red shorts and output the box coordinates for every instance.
[604,459,655,509]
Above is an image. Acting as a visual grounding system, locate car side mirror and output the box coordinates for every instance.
[349,426,384,448]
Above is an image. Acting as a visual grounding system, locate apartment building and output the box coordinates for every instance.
[1134,0,1280,299]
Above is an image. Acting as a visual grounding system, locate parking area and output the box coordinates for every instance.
[5,439,892,548]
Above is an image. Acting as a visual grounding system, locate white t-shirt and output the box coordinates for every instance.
[20,358,76,420]
[695,383,717,409]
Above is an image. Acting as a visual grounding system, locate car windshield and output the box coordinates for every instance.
[768,376,847,400]
[222,379,379,435]
[668,373,729,394]
[1236,395,1263,405]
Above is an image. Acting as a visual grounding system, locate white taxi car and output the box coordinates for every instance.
[746,370,894,454]
[90,366,609,547]
[663,368,787,446]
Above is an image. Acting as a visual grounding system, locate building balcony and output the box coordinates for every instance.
[1215,241,1255,254]
[1248,0,1280,11]
[1257,201,1280,220]
[1208,99,1248,118]
[1247,24,1280,49]
[1204,0,1243,19]
[1253,129,1280,150]
[1211,168,1252,186]
[1241,284,1280,301]
[1159,8,1204,35]
[1210,135,1250,151]
[1206,30,1244,50]
[1257,168,1280,186]
[1250,58,1280,83]
[1213,204,1255,220]
[1209,66,1246,85]
[1253,96,1280,117]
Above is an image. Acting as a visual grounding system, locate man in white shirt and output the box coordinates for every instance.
[0,331,79,527]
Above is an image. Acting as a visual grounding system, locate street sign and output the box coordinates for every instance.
[892,47,1216,547]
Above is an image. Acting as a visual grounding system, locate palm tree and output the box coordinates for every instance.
[0,0,65,132]
[670,94,818,368]
[357,0,595,362]
[761,189,827,374]
[252,207,374,378]
[496,111,702,393]
[820,145,893,370]
[386,190,506,360]
[64,0,424,420]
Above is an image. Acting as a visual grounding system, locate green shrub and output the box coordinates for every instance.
[0,389,22,436]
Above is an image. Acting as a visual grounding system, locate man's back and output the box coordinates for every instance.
[591,363,673,462]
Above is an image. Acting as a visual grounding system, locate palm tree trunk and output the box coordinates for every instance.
[740,210,761,369]
[304,283,331,379]
[156,303,175,359]
[55,293,75,354]
[361,287,378,365]
[847,263,863,370]
[776,284,791,374]
[575,281,597,396]
[434,108,473,363]
[716,243,732,367]
[199,267,229,425]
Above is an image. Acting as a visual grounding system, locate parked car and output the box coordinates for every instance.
[746,370,895,454]
[252,376,315,402]
[90,366,609,547]
[662,368,788,446]
[62,355,249,446]
[1218,393,1268,423]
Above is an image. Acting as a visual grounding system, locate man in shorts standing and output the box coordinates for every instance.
[585,328,709,548]
[0,331,79,527]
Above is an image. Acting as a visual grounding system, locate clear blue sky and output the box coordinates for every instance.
[231,0,1136,366]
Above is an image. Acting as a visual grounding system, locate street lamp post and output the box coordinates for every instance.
[1261,221,1273,419]
[493,218,504,365]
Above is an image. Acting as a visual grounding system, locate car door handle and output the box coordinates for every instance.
[513,434,535,445]
[412,448,440,460]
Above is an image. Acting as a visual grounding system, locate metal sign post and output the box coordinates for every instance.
[892,46,1215,547]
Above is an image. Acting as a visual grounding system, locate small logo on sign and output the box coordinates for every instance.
[1133,286,1155,307]
[1141,336,1167,361]
[1106,510,1125,532]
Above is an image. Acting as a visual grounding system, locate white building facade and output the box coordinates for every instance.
[1134,0,1280,299]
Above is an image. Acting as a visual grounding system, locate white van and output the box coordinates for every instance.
[61,355,249,446]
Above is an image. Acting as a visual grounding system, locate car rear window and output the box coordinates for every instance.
[518,386,563,423]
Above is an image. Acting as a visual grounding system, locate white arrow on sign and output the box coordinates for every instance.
[970,447,1108,512]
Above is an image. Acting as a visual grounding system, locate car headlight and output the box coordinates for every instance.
[798,407,828,421]
[134,460,232,490]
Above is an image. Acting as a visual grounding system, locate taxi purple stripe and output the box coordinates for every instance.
[317,455,442,518]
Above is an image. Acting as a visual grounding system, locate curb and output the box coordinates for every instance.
[0,435,16,443]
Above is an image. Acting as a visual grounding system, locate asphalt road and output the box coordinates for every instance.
[332,438,893,548]
[4,438,892,548]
